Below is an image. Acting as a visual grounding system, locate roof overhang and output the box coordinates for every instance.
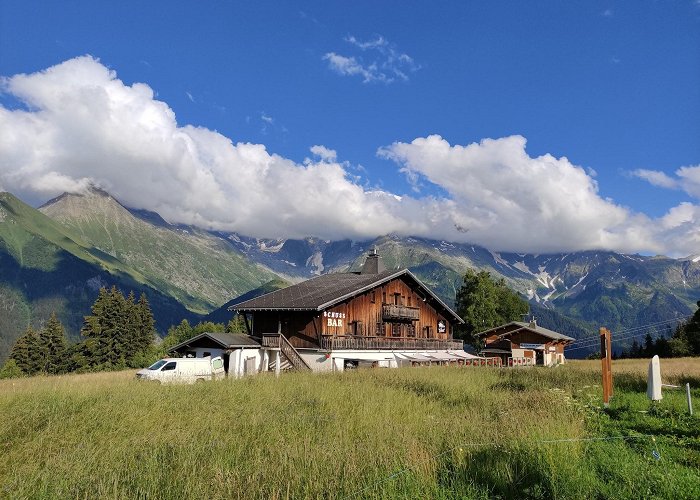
[168,332,261,352]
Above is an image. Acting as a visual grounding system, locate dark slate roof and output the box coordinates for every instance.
[169,332,261,352]
[476,321,575,342]
[230,269,464,323]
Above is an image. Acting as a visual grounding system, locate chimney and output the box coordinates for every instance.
[529,317,537,329]
[360,248,386,274]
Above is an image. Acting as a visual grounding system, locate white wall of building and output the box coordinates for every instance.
[298,350,335,372]
[227,348,265,378]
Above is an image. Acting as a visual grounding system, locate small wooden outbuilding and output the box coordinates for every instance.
[476,319,575,366]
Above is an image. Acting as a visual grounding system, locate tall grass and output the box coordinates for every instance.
[0,361,698,499]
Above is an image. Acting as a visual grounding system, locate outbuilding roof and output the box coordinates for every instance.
[169,331,261,353]
[229,268,464,324]
[476,321,575,343]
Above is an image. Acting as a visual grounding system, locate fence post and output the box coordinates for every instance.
[600,327,613,407]
[687,383,694,416]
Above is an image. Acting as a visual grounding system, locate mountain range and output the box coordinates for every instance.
[0,187,697,362]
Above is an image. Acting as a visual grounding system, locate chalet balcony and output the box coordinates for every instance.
[382,304,420,321]
[320,335,464,351]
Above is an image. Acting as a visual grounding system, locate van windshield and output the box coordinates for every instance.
[148,360,167,370]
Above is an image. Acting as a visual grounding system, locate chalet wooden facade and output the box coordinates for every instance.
[227,251,467,372]
[476,320,575,366]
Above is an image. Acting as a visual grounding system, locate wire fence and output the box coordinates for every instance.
[564,315,692,353]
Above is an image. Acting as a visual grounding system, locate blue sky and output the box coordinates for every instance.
[1,1,699,255]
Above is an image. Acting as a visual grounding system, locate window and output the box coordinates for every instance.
[212,358,224,370]
[352,321,364,336]
[162,362,177,371]
[376,322,385,336]
[394,293,401,305]
[370,290,376,303]
[382,291,387,304]
[148,360,167,371]
[424,326,433,339]
[203,352,211,358]
[407,296,412,307]
[392,323,402,337]
[406,324,416,337]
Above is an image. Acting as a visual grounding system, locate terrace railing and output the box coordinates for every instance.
[320,336,464,351]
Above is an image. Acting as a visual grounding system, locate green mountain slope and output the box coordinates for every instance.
[0,192,198,362]
[39,189,277,314]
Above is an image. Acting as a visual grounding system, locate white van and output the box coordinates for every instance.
[136,356,225,384]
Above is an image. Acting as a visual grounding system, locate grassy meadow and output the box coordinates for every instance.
[0,359,698,499]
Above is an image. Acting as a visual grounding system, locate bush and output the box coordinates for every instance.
[0,359,24,379]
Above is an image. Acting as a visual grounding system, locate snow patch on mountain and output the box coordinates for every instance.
[571,272,589,290]
[306,251,324,275]
[227,233,252,249]
[259,240,285,252]
[489,251,511,268]
[513,261,532,274]
[535,267,558,289]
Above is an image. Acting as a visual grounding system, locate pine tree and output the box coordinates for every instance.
[668,320,691,357]
[105,286,129,366]
[126,292,157,367]
[38,313,68,374]
[81,287,110,367]
[134,293,156,353]
[643,333,654,357]
[629,339,641,358]
[10,326,41,375]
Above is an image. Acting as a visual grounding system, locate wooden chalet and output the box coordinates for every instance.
[229,250,467,372]
[476,320,575,367]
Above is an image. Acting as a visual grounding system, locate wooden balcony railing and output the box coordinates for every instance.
[320,336,464,351]
[382,304,420,321]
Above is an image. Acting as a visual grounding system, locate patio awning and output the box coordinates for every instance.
[397,352,432,362]
[448,351,482,360]
[423,351,461,361]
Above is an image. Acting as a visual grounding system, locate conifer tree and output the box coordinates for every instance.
[10,326,41,375]
[105,286,129,366]
[37,313,68,374]
[81,286,111,366]
[134,293,156,353]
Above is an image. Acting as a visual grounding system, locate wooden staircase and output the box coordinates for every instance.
[262,333,312,372]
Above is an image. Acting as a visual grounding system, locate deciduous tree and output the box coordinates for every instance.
[455,269,529,343]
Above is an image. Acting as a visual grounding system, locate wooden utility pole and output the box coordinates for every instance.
[600,327,613,407]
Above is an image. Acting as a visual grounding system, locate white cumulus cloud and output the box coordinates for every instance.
[1,56,698,256]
